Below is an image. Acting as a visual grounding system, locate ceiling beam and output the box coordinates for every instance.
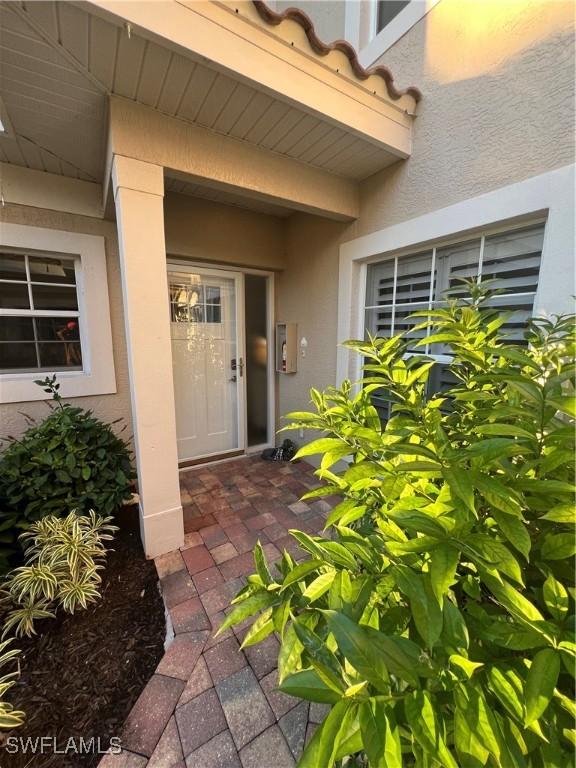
[107,97,359,220]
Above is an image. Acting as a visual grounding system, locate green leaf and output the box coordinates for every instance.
[216,591,277,635]
[279,668,341,703]
[293,619,345,694]
[541,504,575,524]
[490,508,531,560]
[280,559,323,590]
[543,573,569,620]
[525,648,560,725]
[541,533,576,560]
[360,699,402,768]
[323,610,421,687]
[395,568,443,648]
[482,571,544,623]
[295,438,345,459]
[449,654,483,678]
[303,570,336,602]
[454,683,501,763]
[277,622,303,683]
[429,543,460,604]
[405,690,458,767]
[487,666,524,722]
[298,699,354,768]
[442,466,475,514]
[475,423,536,440]
[464,534,524,585]
[240,609,274,648]
[253,540,272,585]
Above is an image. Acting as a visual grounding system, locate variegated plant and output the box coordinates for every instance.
[0,639,24,729]
[2,510,117,638]
[221,286,575,767]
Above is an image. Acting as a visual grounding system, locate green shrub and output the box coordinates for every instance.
[0,376,134,570]
[0,639,24,729]
[2,509,118,637]
[221,288,575,767]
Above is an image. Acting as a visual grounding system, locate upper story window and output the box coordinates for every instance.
[376,0,411,34]
[364,223,545,418]
[0,249,83,374]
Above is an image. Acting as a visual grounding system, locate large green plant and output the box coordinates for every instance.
[221,288,575,767]
[0,377,133,570]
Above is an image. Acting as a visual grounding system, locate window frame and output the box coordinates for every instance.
[336,165,576,391]
[0,224,116,404]
[0,249,85,374]
[362,220,546,359]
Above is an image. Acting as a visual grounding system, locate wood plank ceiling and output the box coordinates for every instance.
[0,1,402,215]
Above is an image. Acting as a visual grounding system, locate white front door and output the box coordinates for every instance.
[168,267,243,462]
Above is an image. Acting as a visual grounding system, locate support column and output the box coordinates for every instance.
[112,155,184,557]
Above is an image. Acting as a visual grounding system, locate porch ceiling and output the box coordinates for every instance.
[0,0,420,196]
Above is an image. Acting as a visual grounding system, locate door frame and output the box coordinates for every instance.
[166,259,275,464]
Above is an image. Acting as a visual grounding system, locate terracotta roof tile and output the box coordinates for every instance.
[252,0,422,103]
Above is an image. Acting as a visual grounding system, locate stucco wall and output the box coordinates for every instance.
[276,0,575,424]
[354,0,575,238]
[273,1,346,43]
[164,193,286,270]
[0,193,287,443]
[277,213,348,433]
[0,204,133,445]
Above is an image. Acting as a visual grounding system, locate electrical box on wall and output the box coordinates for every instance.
[276,322,298,374]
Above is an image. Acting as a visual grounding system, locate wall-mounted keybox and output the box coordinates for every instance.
[276,322,297,374]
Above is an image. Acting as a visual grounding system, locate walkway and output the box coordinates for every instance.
[101,456,336,768]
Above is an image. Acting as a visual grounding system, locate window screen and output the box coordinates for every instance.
[0,250,83,374]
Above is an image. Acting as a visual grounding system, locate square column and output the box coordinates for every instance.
[112,155,184,557]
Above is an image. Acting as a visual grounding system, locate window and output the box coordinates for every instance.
[364,223,544,418]
[376,0,411,33]
[0,250,83,373]
[0,223,116,404]
[169,275,222,324]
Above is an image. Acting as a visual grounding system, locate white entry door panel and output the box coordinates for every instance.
[168,268,242,462]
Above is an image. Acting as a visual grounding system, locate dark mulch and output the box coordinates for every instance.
[1,506,166,767]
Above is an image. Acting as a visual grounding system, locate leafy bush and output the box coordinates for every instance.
[0,377,133,570]
[1,510,117,638]
[222,289,575,767]
[0,639,24,729]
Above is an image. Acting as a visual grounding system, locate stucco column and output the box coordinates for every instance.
[112,155,184,558]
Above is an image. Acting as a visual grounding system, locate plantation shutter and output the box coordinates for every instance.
[363,222,545,420]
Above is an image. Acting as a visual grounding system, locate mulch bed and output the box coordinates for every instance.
[1,506,166,767]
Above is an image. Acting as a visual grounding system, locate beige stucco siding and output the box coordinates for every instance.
[0,204,132,443]
[354,0,575,238]
[0,194,287,442]
[276,0,575,425]
[164,193,286,270]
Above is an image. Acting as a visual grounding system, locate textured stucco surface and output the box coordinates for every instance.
[276,0,575,424]
[164,193,286,270]
[277,213,348,436]
[0,204,133,444]
[350,0,575,240]
[0,194,287,442]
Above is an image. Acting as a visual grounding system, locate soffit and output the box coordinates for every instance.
[0,1,419,191]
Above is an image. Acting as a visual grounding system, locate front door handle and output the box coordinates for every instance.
[238,357,244,378]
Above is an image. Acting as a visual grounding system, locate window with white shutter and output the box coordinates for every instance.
[364,223,545,417]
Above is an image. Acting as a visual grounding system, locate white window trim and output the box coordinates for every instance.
[0,224,116,403]
[349,0,441,68]
[337,163,576,386]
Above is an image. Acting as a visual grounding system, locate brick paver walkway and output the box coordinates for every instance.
[100,456,336,768]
